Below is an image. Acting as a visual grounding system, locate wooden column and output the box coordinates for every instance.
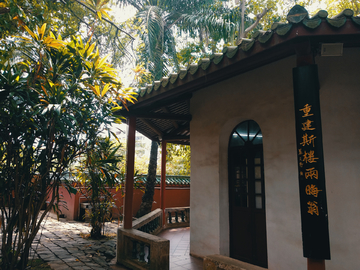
[123,116,136,229]
[160,140,167,226]
[294,41,330,270]
[308,259,325,270]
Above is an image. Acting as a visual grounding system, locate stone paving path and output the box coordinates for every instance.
[28,213,127,270]
[7,213,199,270]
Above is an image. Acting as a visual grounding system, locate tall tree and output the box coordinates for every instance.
[117,0,223,80]
[176,0,290,66]
[117,0,264,217]
[0,17,135,270]
[117,0,226,217]
[76,137,123,239]
[0,0,135,67]
[136,141,159,217]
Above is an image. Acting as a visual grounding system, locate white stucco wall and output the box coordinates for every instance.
[189,48,360,270]
[316,48,360,270]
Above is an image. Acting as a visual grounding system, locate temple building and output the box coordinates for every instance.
[118,6,360,270]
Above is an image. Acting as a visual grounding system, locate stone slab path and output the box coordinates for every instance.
[7,213,202,270]
[28,213,128,270]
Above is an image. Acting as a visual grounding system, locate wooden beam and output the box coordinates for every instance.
[164,123,190,137]
[127,92,192,112]
[295,40,315,66]
[162,107,179,129]
[121,110,191,121]
[162,135,190,141]
[140,119,163,138]
[124,117,136,229]
[171,141,190,145]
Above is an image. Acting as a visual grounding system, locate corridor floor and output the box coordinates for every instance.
[158,227,203,270]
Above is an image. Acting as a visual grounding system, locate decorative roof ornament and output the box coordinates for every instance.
[170,73,179,84]
[188,64,198,75]
[327,9,354,27]
[211,53,224,65]
[287,5,309,23]
[154,81,161,91]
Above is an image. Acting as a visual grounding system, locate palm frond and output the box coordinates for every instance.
[157,0,217,12]
[179,5,239,43]
[136,6,165,73]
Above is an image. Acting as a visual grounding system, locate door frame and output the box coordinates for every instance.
[228,120,268,268]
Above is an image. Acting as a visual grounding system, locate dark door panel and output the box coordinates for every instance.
[229,120,268,268]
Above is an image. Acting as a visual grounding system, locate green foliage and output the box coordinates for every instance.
[114,131,153,174]
[0,0,46,39]
[0,0,134,67]
[75,137,123,238]
[118,0,220,80]
[0,22,135,269]
[170,0,287,66]
[324,0,360,16]
[166,144,191,176]
[177,42,205,68]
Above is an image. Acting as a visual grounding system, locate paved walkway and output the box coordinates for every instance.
[26,214,202,270]
[29,213,124,270]
[159,227,202,270]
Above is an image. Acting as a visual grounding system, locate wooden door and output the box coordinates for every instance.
[228,120,267,268]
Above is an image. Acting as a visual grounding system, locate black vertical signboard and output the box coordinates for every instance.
[293,65,330,260]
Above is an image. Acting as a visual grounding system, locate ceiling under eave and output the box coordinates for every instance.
[116,6,360,144]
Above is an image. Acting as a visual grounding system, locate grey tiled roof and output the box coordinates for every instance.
[133,5,360,101]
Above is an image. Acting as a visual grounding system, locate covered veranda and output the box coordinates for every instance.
[117,61,194,268]
[117,97,193,269]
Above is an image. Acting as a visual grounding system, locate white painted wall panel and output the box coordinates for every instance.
[189,48,360,270]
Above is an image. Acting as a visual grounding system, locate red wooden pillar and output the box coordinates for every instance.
[308,259,325,270]
[123,116,136,229]
[160,140,166,226]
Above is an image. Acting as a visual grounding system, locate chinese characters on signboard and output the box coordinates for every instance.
[293,65,330,260]
[298,104,322,216]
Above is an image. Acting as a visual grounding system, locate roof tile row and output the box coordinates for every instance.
[139,175,190,186]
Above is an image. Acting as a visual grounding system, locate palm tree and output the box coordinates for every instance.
[112,0,212,217]
[116,0,241,217]
[118,0,235,79]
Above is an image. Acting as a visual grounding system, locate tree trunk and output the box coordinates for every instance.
[235,0,246,44]
[136,141,158,217]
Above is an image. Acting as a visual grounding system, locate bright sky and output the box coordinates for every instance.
[109,5,137,23]
[305,1,328,14]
